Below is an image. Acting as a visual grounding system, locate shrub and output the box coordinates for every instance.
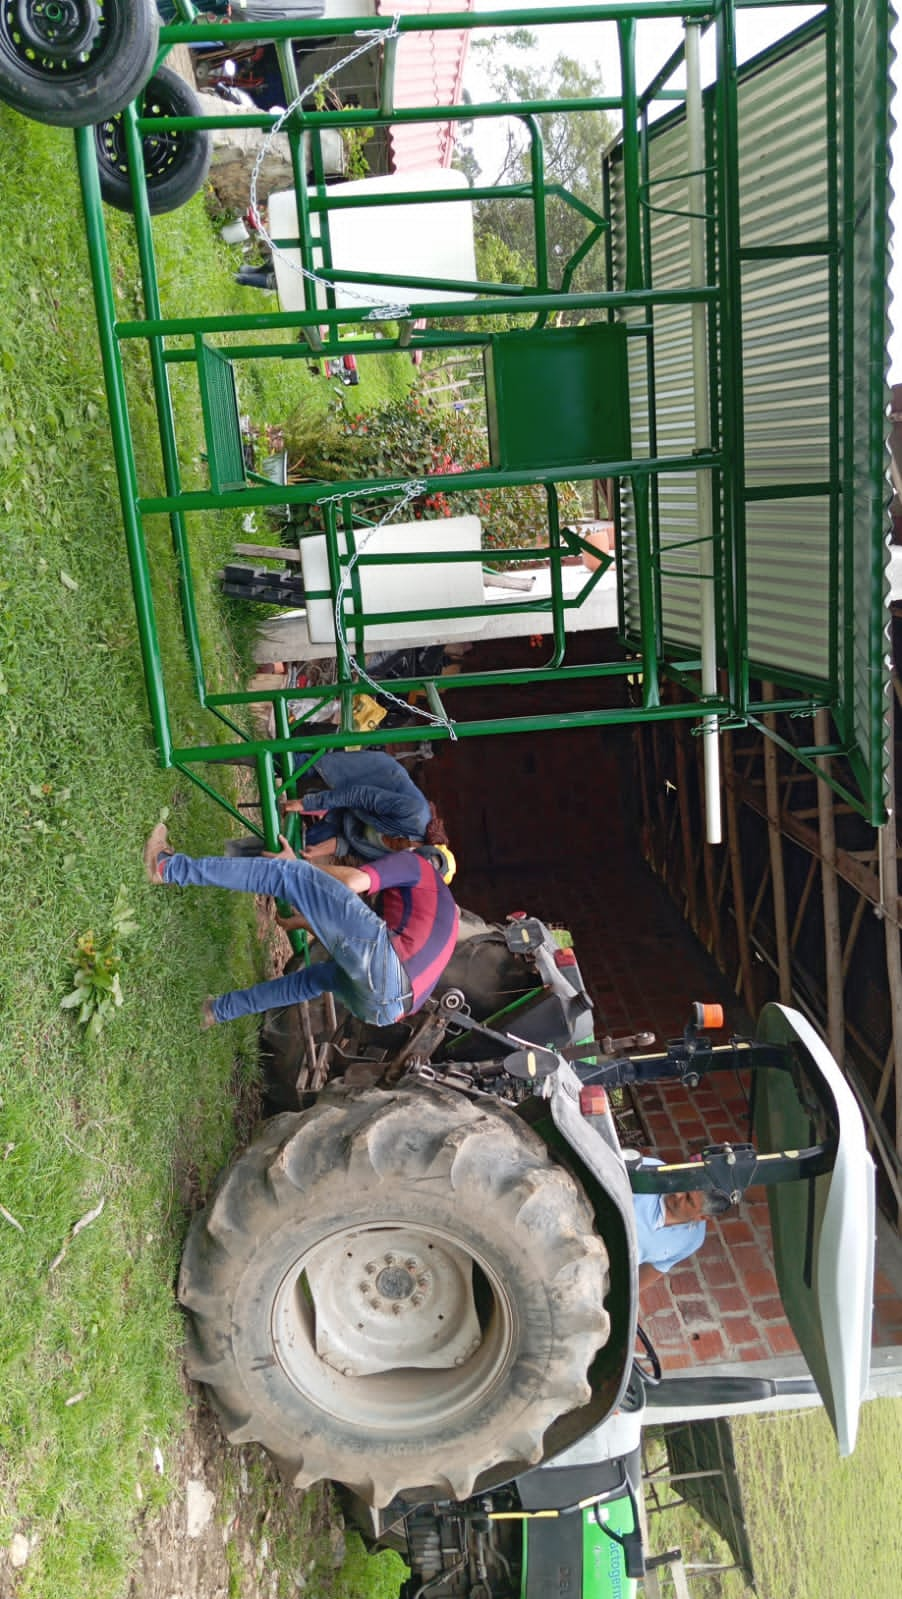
[282,392,583,550]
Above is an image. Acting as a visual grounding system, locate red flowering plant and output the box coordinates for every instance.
[282,393,582,551]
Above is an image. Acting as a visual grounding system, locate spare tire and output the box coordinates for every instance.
[94,66,211,215]
[0,0,158,128]
[180,1085,612,1506]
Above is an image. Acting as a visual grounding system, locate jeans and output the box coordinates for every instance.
[162,853,411,1027]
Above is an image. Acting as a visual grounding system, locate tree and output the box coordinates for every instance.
[456,36,616,303]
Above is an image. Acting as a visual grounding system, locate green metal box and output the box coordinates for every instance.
[483,323,631,472]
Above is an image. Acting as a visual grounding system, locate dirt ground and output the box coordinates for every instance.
[127,1401,341,1599]
[129,888,335,1599]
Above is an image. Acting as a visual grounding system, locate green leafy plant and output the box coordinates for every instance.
[283,391,583,550]
[24,780,85,864]
[62,886,138,1039]
[342,124,374,180]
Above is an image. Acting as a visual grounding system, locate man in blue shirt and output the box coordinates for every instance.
[634,1157,730,1295]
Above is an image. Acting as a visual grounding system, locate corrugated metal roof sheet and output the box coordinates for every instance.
[377,0,473,170]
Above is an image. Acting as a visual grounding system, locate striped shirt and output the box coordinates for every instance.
[361,852,459,1012]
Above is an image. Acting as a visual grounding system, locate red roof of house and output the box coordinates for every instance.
[377,0,474,170]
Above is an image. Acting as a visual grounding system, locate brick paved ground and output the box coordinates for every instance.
[423,634,900,1365]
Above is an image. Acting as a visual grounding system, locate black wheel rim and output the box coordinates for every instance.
[4,0,102,70]
[97,82,189,185]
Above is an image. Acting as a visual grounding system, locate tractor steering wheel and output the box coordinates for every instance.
[620,1321,662,1411]
[633,1321,662,1386]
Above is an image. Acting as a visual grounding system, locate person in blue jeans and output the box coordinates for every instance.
[144,823,459,1030]
[284,749,451,867]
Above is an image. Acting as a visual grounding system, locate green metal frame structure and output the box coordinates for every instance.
[71,0,893,853]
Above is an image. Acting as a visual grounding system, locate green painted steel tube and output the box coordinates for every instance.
[204,660,644,709]
[138,452,721,516]
[522,116,549,295]
[171,698,731,766]
[745,715,872,814]
[862,4,893,823]
[323,267,531,297]
[322,501,353,683]
[275,39,301,104]
[631,474,659,707]
[159,5,718,46]
[342,501,367,663]
[174,707,731,768]
[140,99,624,136]
[618,19,644,291]
[121,102,207,706]
[639,106,664,647]
[172,763,264,841]
[285,123,319,321]
[116,286,717,340]
[714,0,748,713]
[256,751,282,851]
[638,34,688,112]
[73,127,173,767]
[380,31,400,116]
[308,180,534,211]
[545,484,566,667]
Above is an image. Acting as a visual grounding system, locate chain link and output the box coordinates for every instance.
[248,15,411,323]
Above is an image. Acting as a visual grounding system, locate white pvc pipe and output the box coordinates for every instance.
[685,21,722,844]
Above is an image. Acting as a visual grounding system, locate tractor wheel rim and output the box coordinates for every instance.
[270,1219,516,1435]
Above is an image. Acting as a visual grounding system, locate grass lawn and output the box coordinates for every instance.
[646,1399,902,1598]
[0,106,406,1599]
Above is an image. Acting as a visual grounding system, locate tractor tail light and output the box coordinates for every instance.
[554,947,577,967]
[579,1085,609,1118]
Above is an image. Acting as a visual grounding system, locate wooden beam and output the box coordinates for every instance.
[233,542,302,564]
[841,893,869,983]
[762,683,793,1003]
[730,774,890,913]
[790,856,818,953]
[815,707,845,1062]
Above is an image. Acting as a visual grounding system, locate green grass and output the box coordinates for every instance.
[0,107,404,1599]
[645,1401,902,1599]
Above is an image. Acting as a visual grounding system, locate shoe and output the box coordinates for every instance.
[144,822,173,883]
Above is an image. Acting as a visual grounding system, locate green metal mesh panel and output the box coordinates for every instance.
[195,338,247,495]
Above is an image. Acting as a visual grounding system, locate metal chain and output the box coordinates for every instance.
[248,15,411,322]
[315,481,458,741]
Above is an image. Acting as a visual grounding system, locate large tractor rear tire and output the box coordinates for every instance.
[180,1086,611,1506]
